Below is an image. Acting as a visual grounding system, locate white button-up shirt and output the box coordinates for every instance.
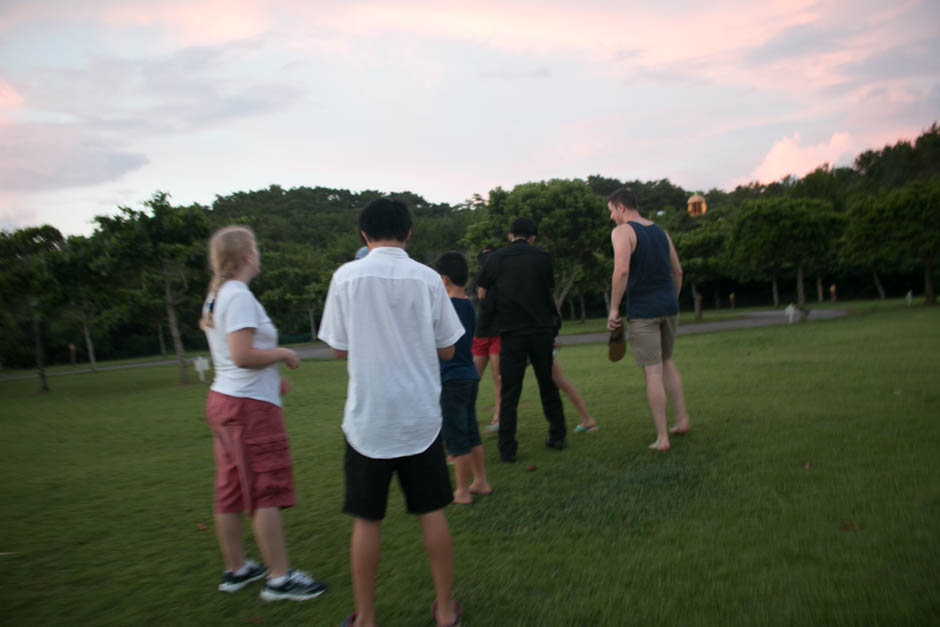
[318,247,465,459]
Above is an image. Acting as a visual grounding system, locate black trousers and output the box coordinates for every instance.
[497,330,567,458]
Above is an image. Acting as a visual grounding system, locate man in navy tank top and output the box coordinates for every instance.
[606,188,692,451]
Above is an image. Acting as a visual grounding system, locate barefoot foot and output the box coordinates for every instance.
[469,482,493,495]
[648,439,671,451]
[453,491,473,505]
[669,421,691,435]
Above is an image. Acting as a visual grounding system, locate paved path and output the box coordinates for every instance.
[0,309,847,382]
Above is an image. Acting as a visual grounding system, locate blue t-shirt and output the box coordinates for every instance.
[440,297,480,382]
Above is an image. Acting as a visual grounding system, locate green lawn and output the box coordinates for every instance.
[1,304,938,625]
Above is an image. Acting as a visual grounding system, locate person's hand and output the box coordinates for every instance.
[282,348,300,369]
[279,376,292,396]
[607,309,623,331]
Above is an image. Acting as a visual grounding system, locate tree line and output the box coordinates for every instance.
[2,124,938,387]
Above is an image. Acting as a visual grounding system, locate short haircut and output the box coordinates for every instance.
[476,246,495,268]
[358,198,412,242]
[607,188,638,210]
[434,251,469,287]
[509,216,537,238]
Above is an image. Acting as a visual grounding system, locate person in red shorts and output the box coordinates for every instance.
[200,225,327,601]
[469,247,501,430]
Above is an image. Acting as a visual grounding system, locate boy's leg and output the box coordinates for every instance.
[468,445,492,495]
[214,512,245,571]
[351,518,381,627]
[418,510,458,626]
[343,441,395,625]
[453,455,473,504]
[252,507,290,579]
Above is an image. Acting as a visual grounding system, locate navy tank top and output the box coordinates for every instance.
[625,222,679,319]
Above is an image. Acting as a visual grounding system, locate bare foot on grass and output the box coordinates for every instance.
[453,490,473,505]
[469,481,492,495]
[648,438,671,451]
[669,421,691,435]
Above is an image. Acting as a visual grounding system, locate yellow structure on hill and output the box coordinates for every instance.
[687,193,707,217]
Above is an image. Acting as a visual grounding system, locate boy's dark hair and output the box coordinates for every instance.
[607,188,638,210]
[358,198,412,242]
[434,251,469,287]
[509,216,537,238]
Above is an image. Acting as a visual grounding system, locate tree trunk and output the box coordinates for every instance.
[602,289,610,312]
[32,309,49,392]
[714,292,721,309]
[816,274,824,303]
[568,298,575,321]
[691,280,703,321]
[157,320,167,355]
[81,312,97,372]
[553,263,579,311]
[925,251,936,305]
[872,269,886,300]
[772,271,780,307]
[163,269,189,384]
[796,263,806,306]
[579,293,586,323]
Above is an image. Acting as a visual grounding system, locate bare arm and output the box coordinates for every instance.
[331,348,348,359]
[228,328,300,369]
[666,233,683,296]
[437,345,455,361]
[476,286,487,300]
[607,225,635,330]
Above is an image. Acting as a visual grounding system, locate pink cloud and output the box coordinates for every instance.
[100,0,271,45]
[749,132,854,183]
[0,79,24,109]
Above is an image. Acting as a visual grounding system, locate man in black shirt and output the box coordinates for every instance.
[477,217,567,461]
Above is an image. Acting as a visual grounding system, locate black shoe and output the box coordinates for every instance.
[260,569,328,601]
[545,438,567,451]
[500,453,517,463]
[218,560,268,592]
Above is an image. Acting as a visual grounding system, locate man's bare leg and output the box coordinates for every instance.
[252,507,290,579]
[468,445,492,495]
[642,364,670,450]
[553,359,596,429]
[663,359,690,434]
[350,518,381,627]
[214,512,245,571]
[452,454,473,504]
[418,510,457,626]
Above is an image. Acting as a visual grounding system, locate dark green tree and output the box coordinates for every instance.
[95,192,210,383]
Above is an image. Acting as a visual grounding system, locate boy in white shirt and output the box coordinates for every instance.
[319,199,465,627]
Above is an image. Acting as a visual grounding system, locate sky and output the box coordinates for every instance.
[1,0,938,236]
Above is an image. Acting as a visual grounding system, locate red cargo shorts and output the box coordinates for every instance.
[206,390,296,515]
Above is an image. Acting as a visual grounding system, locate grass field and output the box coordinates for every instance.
[1,303,938,625]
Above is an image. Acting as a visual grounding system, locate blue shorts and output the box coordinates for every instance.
[440,379,481,456]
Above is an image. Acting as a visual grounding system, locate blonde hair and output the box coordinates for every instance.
[200,225,256,330]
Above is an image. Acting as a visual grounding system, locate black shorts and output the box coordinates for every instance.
[343,432,453,520]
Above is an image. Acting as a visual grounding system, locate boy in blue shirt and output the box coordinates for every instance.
[434,252,493,505]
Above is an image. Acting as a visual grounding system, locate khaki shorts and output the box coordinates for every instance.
[627,316,678,367]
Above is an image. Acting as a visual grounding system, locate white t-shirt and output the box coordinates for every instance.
[318,247,465,459]
[204,280,281,407]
